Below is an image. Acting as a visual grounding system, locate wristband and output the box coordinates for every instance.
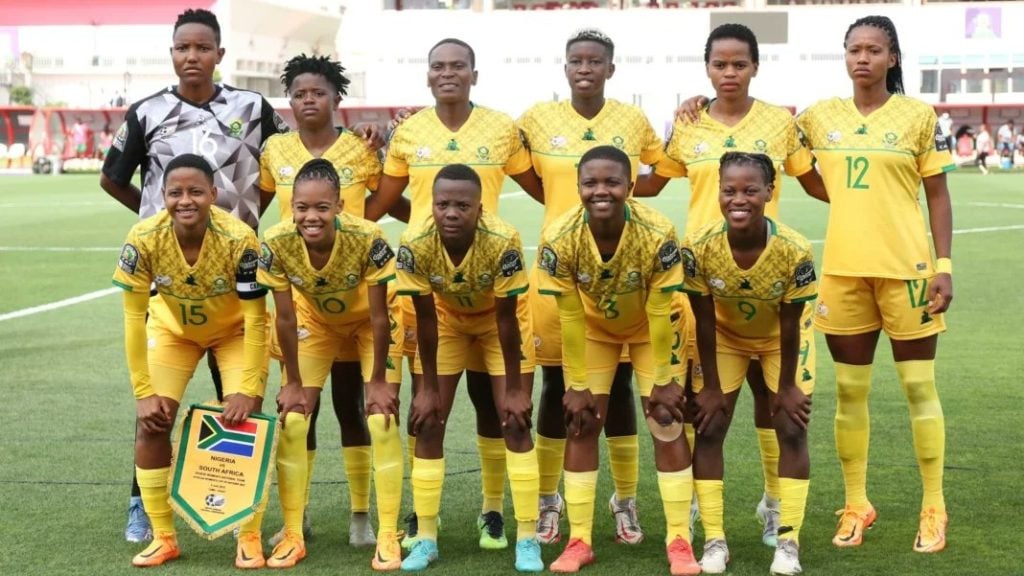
[935,258,952,275]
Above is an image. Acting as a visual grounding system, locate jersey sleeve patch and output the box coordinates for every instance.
[396,245,415,273]
[794,260,816,288]
[933,122,950,152]
[118,243,139,275]
[681,247,697,278]
[539,246,558,276]
[370,238,395,269]
[236,248,261,295]
[259,242,274,271]
[659,239,681,271]
[500,249,524,277]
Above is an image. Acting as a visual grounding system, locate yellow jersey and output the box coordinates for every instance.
[658,100,814,236]
[258,130,382,221]
[396,211,528,315]
[537,199,683,343]
[517,99,679,229]
[797,95,955,279]
[257,214,395,326]
[112,206,264,344]
[682,218,817,353]
[383,105,533,224]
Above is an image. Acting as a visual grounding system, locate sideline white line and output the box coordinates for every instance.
[966,202,1024,210]
[0,246,119,252]
[0,288,120,323]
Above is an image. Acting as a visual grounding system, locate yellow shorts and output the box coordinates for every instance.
[147,324,260,402]
[412,302,536,377]
[691,349,815,396]
[530,265,632,366]
[577,309,687,397]
[814,274,946,340]
[269,310,403,386]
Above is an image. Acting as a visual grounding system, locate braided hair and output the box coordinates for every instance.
[704,23,759,65]
[719,152,775,187]
[281,53,350,96]
[567,28,615,58]
[295,158,341,194]
[844,15,904,95]
[174,8,221,45]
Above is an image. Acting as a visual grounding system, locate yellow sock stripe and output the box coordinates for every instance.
[606,435,639,500]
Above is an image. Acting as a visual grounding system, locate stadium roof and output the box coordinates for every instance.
[0,0,215,26]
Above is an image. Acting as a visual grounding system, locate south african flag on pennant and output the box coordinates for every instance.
[198,414,257,458]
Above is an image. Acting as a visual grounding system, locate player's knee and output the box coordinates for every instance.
[836,379,871,404]
[775,419,807,447]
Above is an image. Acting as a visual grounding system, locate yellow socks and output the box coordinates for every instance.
[303,449,316,508]
[344,445,372,514]
[564,470,598,546]
[657,467,694,544]
[834,362,872,509]
[238,493,268,536]
[136,466,174,535]
[368,414,403,535]
[896,360,946,512]
[606,435,638,500]
[407,435,417,473]
[756,428,781,500]
[411,457,444,541]
[694,479,725,541]
[778,477,810,544]
[506,448,539,540]
[535,435,566,497]
[477,436,506,513]
[278,412,310,535]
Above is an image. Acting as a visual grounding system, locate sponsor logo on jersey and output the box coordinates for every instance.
[658,240,681,271]
[500,249,524,277]
[794,260,816,288]
[416,147,431,160]
[550,135,567,149]
[370,238,395,268]
[933,123,950,152]
[694,142,710,156]
[827,130,842,143]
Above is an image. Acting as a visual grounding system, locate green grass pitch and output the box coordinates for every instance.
[0,171,1021,575]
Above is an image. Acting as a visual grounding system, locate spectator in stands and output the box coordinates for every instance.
[98,125,114,160]
[72,118,89,159]
[938,112,953,153]
[954,125,975,165]
[975,124,992,175]
[996,119,1015,166]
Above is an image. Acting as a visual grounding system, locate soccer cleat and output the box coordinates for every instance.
[608,494,644,545]
[537,493,564,545]
[913,508,948,553]
[756,493,781,548]
[666,536,701,576]
[266,531,306,569]
[514,537,544,573]
[125,496,153,543]
[235,532,266,569]
[400,539,438,571]
[401,513,420,551]
[832,504,877,548]
[477,511,509,550]
[770,539,802,575]
[269,506,313,547]
[699,538,730,574]
[131,533,180,567]
[351,512,378,547]
[549,538,595,573]
[371,532,403,571]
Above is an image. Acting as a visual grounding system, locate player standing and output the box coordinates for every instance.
[797,15,954,553]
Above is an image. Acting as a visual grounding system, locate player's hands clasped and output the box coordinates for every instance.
[502,388,533,431]
[222,393,262,427]
[409,389,442,435]
[772,385,812,430]
[366,378,400,430]
[646,382,685,425]
[136,395,175,434]
[694,386,729,435]
[563,388,598,437]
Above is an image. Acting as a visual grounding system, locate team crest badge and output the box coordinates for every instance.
[212,278,229,294]
[228,119,243,138]
[476,146,490,162]
[770,280,785,297]
[478,273,493,286]
[626,271,641,287]
[612,136,625,149]
[883,132,899,147]
[754,139,768,152]
[346,274,359,287]
[339,167,354,186]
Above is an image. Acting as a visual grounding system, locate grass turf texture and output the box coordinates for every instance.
[0,172,1021,575]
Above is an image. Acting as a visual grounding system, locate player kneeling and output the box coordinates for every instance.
[256,159,405,570]
[682,152,817,576]
[539,146,699,576]
[113,154,268,568]
[397,164,542,573]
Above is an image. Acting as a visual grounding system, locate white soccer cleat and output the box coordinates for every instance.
[699,538,730,574]
[770,539,802,575]
[756,493,781,548]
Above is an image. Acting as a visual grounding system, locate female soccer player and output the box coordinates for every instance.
[112,153,267,568]
[682,153,817,576]
[539,146,698,576]
[256,159,404,569]
[258,53,384,548]
[396,164,541,572]
[797,15,954,553]
[641,23,826,548]
[517,29,680,544]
